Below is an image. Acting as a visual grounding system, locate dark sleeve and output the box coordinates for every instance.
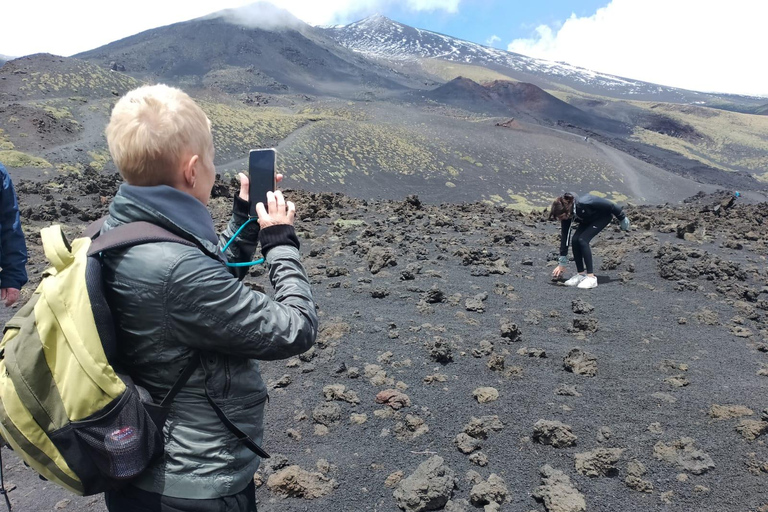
[559,218,572,256]
[165,246,317,360]
[218,195,260,280]
[0,170,28,289]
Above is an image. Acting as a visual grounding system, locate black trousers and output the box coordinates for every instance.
[571,215,612,274]
[104,480,257,512]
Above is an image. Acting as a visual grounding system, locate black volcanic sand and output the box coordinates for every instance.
[1,173,767,512]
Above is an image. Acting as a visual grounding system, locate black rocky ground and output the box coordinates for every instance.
[1,172,767,512]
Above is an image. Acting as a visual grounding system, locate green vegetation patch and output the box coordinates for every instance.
[0,150,52,168]
[420,59,516,84]
[17,62,140,99]
[281,119,448,185]
[0,129,14,151]
[200,102,312,161]
[630,101,768,173]
[88,150,111,171]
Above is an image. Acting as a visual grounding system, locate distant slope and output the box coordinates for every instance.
[325,15,766,107]
[0,53,140,102]
[75,11,411,97]
[422,78,628,134]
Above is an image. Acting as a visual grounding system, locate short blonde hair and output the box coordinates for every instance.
[106,84,213,185]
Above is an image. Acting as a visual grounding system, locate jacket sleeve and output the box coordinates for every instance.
[218,195,259,280]
[164,240,317,361]
[0,169,28,290]
[559,218,572,257]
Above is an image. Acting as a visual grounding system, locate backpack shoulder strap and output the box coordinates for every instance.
[87,221,197,256]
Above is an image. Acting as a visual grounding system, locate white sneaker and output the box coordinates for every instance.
[564,274,586,286]
[577,276,598,289]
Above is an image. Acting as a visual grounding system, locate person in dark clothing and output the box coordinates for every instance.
[100,84,317,512]
[549,192,630,289]
[0,162,28,308]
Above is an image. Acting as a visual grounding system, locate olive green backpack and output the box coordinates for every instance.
[0,222,199,505]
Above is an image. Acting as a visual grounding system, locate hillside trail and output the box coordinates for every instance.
[217,119,318,172]
[592,141,643,199]
[10,98,109,157]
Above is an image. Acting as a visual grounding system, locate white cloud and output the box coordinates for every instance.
[486,35,501,47]
[508,0,768,97]
[0,0,462,57]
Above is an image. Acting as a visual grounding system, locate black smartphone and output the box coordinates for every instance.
[248,148,276,217]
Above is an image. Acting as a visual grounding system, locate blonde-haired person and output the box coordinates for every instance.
[100,84,317,512]
[550,192,630,289]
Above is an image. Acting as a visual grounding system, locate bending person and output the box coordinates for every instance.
[550,192,630,289]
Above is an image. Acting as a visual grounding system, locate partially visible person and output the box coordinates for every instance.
[100,84,317,512]
[550,192,630,289]
[0,162,28,308]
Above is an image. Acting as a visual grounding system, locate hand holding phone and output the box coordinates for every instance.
[248,148,277,217]
[255,190,295,229]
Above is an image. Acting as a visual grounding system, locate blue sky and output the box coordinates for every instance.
[380,0,610,50]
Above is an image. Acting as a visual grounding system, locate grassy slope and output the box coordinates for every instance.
[550,88,768,181]
[628,102,768,178]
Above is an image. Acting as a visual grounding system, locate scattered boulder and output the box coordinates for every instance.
[454,433,482,454]
[709,404,753,419]
[517,347,547,358]
[471,340,494,358]
[395,414,430,440]
[500,320,522,342]
[473,387,499,404]
[367,247,397,274]
[569,317,598,334]
[312,402,342,426]
[465,292,488,312]
[325,266,349,277]
[323,384,360,404]
[469,474,508,507]
[624,460,653,493]
[555,385,581,397]
[423,286,446,304]
[571,299,594,315]
[487,354,505,371]
[736,420,768,441]
[533,465,586,512]
[468,452,488,467]
[533,420,577,448]
[574,448,624,477]
[653,438,715,474]
[463,416,504,439]
[563,349,598,376]
[376,389,412,410]
[372,287,390,298]
[266,465,337,499]
[428,338,453,363]
[393,456,456,512]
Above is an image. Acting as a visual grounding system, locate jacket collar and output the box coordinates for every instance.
[108,184,220,255]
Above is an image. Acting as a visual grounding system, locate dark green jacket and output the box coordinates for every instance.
[100,184,317,499]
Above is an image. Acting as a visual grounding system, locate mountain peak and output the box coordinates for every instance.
[349,14,401,30]
[206,2,305,30]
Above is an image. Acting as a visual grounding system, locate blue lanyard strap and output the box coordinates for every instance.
[221,218,264,267]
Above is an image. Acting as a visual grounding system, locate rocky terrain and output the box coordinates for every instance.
[1,170,766,511]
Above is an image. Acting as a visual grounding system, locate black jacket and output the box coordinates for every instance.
[101,184,317,499]
[559,194,626,256]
